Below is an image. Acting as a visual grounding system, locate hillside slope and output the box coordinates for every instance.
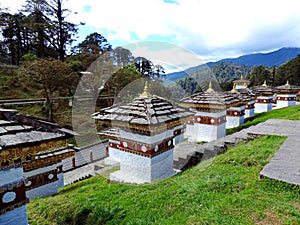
[27,105,300,225]
[217,47,300,67]
[27,134,300,225]
[167,47,300,82]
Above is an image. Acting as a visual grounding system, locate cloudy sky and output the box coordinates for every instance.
[2,0,300,70]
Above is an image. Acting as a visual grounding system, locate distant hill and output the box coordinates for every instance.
[167,47,300,81]
[215,47,300,67]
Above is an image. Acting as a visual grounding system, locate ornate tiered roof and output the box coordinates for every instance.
[0,108,76,170]
[180,83,244,110]
[0,109,75,149]
[275,81,300,94]
[93,95,193,135]
[251,81,276,96]
[235,88,256,102]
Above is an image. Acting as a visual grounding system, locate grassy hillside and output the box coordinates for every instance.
[27,134,300,225]
[227,104,300,135]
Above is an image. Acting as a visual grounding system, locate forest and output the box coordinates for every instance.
[1,0,300,124]
[176,56,300,94]
[0,0,169,124]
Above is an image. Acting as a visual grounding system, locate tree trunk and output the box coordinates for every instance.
[48,95,54,122]
[57,0,65,61]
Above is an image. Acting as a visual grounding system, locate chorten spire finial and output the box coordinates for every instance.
[140,79,151,97]
[262,80,267,87]
[285,80,290,86]
[231,84,236,92]
[206,81,214,92]
[240,75,244,80]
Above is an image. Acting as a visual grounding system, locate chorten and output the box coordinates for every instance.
[275,81,300,109]
[231,84,256,118]
[180,81,242,142]
[233,75,251,90]
[226,89,247,129]
[93,84,193,183]
[0,109,75,225]
[252,81,276,113]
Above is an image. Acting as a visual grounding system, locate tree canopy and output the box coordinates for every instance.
[19,58,79,121]
[0,0,78,64]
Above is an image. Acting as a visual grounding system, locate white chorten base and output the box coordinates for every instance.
[174,133,184,145]
[255,103,272,113]
[226,106,245,129]
[245,101,255,118]
[245,108,255,118]
[191,123,226,142]
[183,123,195,141]
[110,149,175,183]
[105,146,121,164]
[0,205,28,225]
[276,94,296,109]
[104,156,120,166]
[255,96,273,113]
[226,116,244,128]
[110,169,178,184]
[185,110,226,142]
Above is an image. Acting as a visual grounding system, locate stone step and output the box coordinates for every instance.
[65,174,93,186]
[173,151,204,171]
[173,126,266,171]
[173,142,204,161]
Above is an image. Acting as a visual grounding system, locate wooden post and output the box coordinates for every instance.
[90,150,93,162]
[72,156,75,168]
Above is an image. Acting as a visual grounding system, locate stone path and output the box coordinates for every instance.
[174,119,300,185]
[247,119,300,185]
[63,159,116,185]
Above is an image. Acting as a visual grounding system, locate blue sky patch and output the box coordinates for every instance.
[163,0,179,5]
[83,5,92,12]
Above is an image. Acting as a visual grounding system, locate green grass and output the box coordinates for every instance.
[27,135,300,225]
[227,104,300,135]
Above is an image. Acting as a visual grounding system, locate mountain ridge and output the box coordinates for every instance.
[167,47,300,81]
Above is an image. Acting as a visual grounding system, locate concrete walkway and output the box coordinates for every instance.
[246,119,300,186]
[63,159,117,185]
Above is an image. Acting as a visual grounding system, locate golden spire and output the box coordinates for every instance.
[240,75,244,80]
[262,80,267,87]
[206,81,214,92]
[285,80,290,86]
[140,79,151,97]
[231,84,236,92]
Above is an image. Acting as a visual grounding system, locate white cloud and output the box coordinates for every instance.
[123,41,204,72]
[2,0,300,62]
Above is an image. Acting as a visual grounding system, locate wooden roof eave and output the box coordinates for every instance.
[98,115,192,136]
